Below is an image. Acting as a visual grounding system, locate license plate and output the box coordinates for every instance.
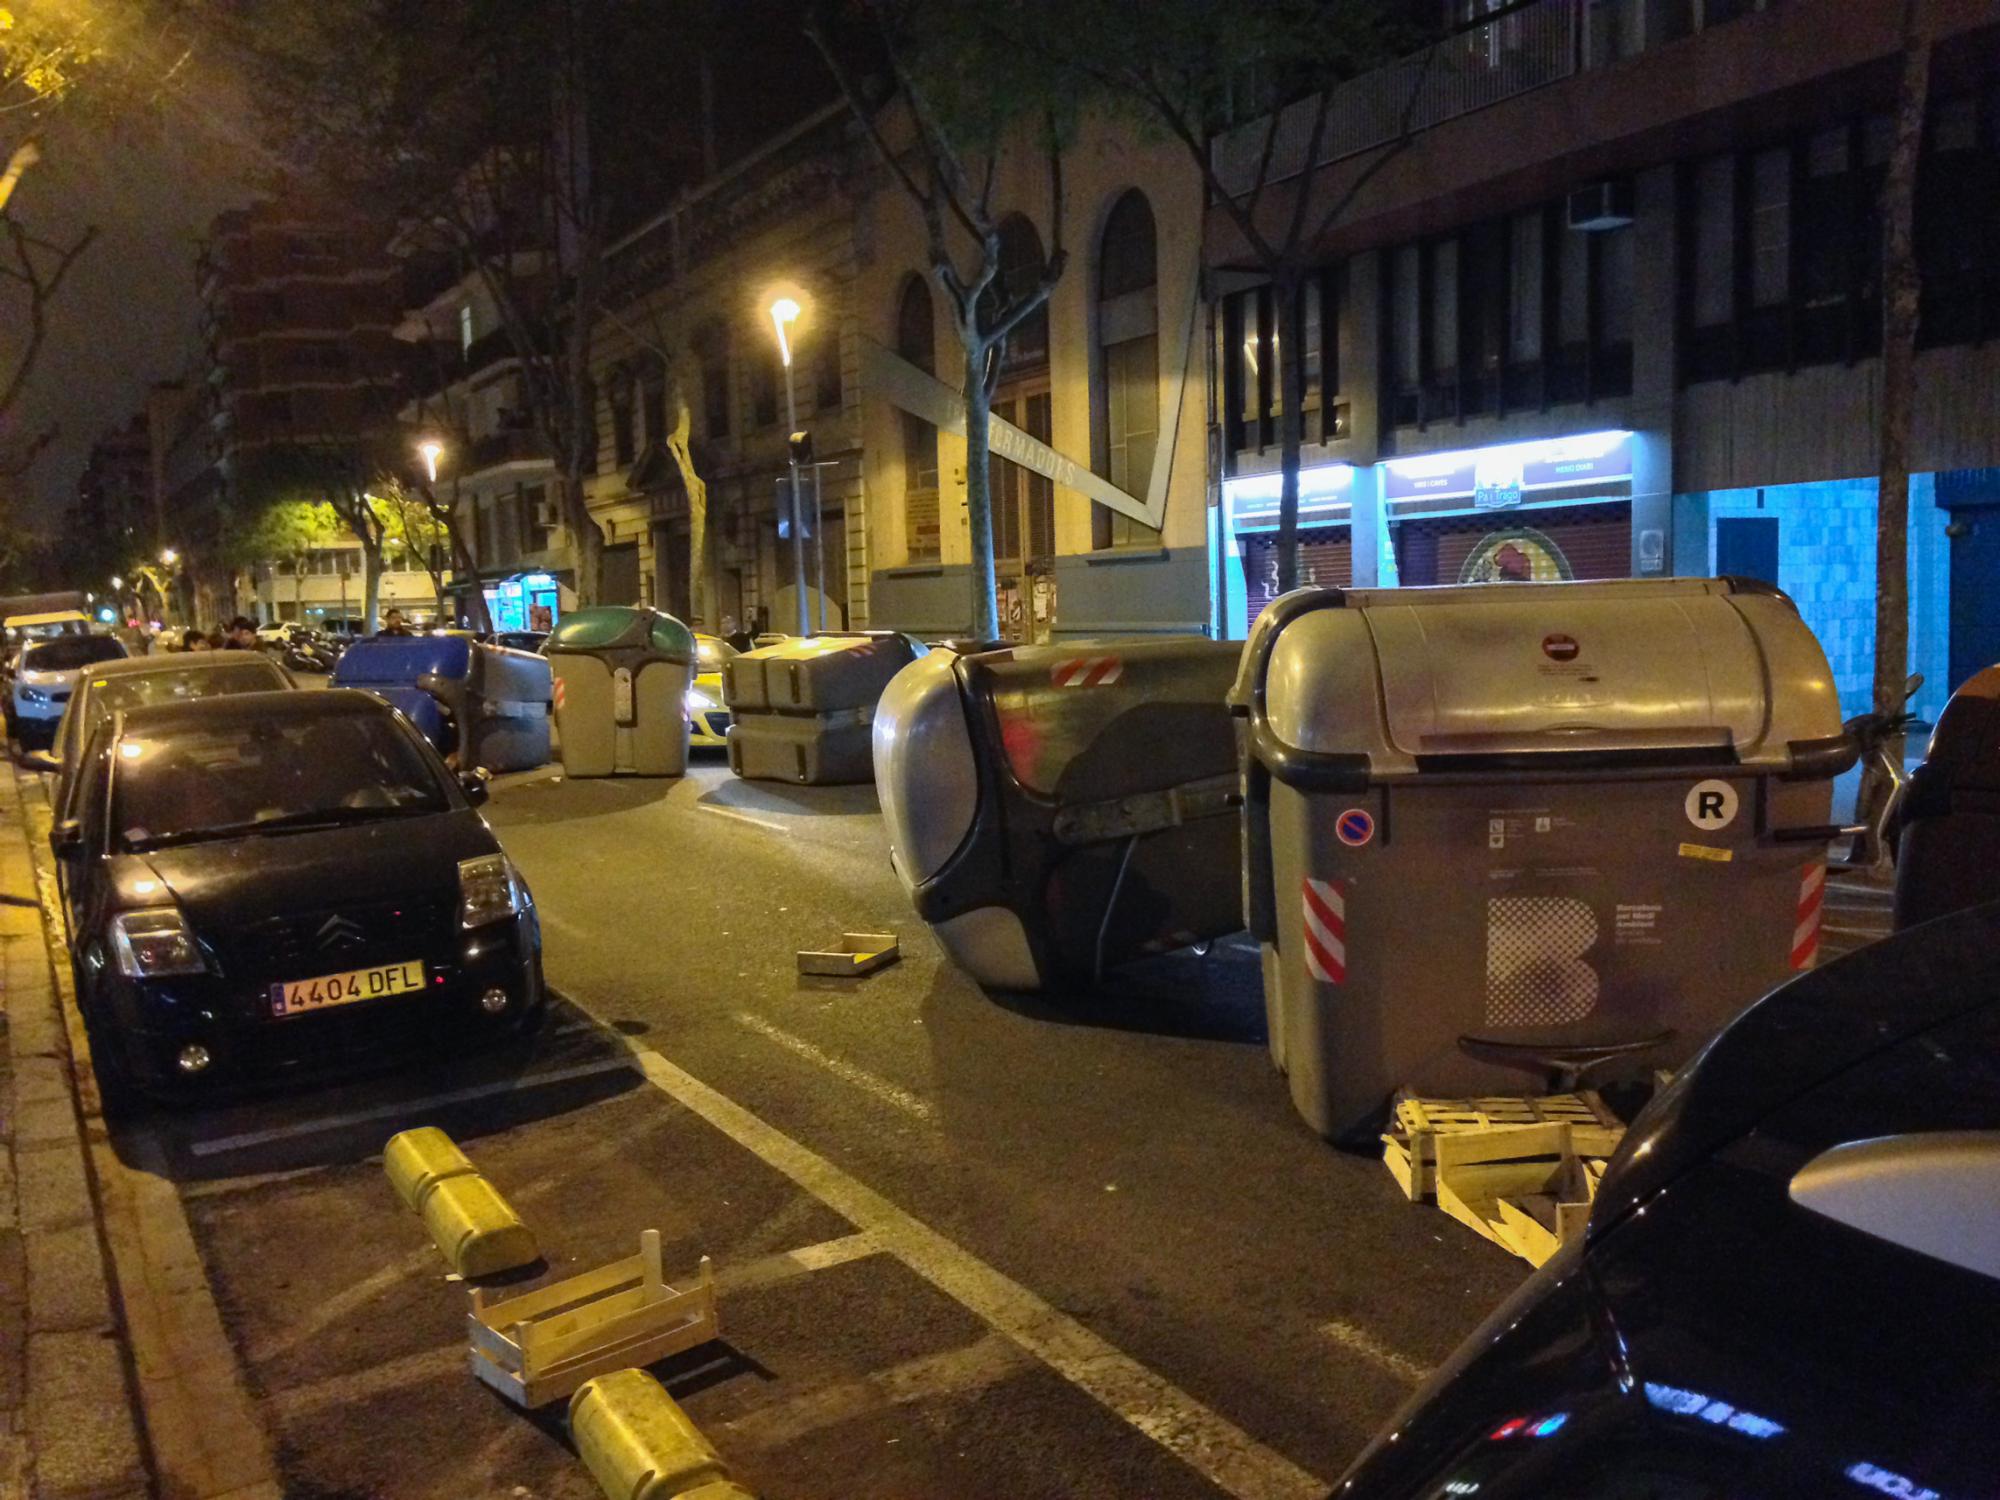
[269,960,426,1018]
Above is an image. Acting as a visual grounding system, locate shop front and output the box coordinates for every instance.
[469,570,568,634]
[1220,430,1639,636]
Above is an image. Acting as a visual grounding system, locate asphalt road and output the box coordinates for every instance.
[75,750,1896,1500]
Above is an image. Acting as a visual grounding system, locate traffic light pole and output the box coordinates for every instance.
[781,360,809,635]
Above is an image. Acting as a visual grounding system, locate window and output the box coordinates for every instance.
[697,324,731,439]
[475,498,495,564]
[522,485,551,552]
[608,364,636,468]
[1508,210,1544,363]
[895,277,941,561]
[1093,191,1161,549]
[748,342,778,427]
[1748,147,1790,309]
[640,356,667,449]
[987,215,1050,378]
[459,303,475,354]
[812,317,841,412]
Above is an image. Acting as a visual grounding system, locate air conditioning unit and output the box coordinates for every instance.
[1566,179,1634,232]
[534,499,558,527]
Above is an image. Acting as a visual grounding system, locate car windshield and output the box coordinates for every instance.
[79,662,286,749]
[112,711,449,853]
[696,638,736,670]
[25,636,125,672]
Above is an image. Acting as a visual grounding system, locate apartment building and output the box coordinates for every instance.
[1208,0,2000,720]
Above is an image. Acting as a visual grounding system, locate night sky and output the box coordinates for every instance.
[5,65,263,532]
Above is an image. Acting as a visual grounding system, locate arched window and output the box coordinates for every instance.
[895,276,941,562]
[987,215,1049,378]
[1094,190,1161,548]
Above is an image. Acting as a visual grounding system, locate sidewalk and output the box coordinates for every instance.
[0,766,151,1499]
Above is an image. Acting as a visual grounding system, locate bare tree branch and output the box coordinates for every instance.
[0,217,97,422]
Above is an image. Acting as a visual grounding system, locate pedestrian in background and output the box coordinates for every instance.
[182,627,210,652]
[379,608,413,637]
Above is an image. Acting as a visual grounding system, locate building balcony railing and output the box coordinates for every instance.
[467,428,550,472]
[1210,0,1773,198]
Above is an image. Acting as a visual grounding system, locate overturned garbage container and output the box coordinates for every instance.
[723,633,923,785]
[876,637,1245,991]
[545,607,695,778]
[1231,577,1847,1140]
[1894,664,2000,929]
[331,635,552,772]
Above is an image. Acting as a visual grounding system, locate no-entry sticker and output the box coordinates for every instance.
[1336,808,1376,847]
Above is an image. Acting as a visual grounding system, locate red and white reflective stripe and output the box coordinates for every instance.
[1302,877,1347,985]
[1049,655,1124,688]
[553,676,567,711]
[1791,861,1826,970]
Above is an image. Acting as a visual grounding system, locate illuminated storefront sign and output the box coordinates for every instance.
[1222,462,1355,532]
[483,571,562,633]
[1384,431,1633,505]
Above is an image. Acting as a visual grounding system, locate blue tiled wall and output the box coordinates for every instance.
[1686,475,1952,726]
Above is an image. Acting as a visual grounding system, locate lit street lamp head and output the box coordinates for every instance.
[110,574,123,590]
[418,438,444,484]
[160,548,178,567]
[769,295,802,367]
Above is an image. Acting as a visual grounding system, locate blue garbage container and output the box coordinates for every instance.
[332,636,552,772]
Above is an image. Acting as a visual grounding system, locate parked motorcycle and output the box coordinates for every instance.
[282,633,342,675]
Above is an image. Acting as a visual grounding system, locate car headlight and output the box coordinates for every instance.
[685,688,716,713]
[109,908,206,978]
[459,853,526,929]
[18,685,48,705]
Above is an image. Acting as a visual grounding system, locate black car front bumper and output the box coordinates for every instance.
[91,913,543,1096]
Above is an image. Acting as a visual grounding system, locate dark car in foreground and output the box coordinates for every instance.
[1332,900,2000,1500]
[52,689,542,1098]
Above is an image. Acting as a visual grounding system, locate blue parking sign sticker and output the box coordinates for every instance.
[1336,808,1376,847]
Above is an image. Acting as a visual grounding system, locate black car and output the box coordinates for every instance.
[52,689,542,1098]
[1332,900,2000,1500]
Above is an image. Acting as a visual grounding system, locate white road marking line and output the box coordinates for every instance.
[179,1164,335,1200]
[539,909,590,939]
[187,1056,635,1156]
[625,1044,1327,1500]
[700,803,788,833]
[268,1343,465,1421]
[1318,1320,1432,1385]
[723,1333,1035,1449]
[717,1231,881,1295]
[734,1012,936,1123]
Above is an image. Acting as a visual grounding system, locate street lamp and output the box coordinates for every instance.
[417,437,444,485]
[160,548,178,567]
[766,292,810,634]
[109,574,123,591]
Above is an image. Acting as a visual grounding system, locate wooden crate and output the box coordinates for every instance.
[1382,1091,1623,1201]
[467,1229,720,1408]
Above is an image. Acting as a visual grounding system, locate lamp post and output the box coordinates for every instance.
[768,294,810,635]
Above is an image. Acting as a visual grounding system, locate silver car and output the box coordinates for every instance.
[8,634,128,750]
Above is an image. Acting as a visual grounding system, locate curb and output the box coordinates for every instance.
[0,765,151,1499]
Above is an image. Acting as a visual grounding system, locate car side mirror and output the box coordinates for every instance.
[49,818,83,856]
[458,768,491,806]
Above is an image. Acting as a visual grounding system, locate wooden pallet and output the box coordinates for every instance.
[467,1229,720,1408]
[1429,1121,1604,1267]
[1382,1090,1623,1201]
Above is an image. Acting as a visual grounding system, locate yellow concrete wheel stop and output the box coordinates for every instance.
[570,1368,753,1500]
[417,1172,539,1278]
[383,1126,479,1211]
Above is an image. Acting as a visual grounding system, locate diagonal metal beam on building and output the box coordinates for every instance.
[858,262,1199,532]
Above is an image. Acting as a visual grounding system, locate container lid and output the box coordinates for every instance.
[736,631,925,665]
[546,607,694,660]
[1234,579,1844,782]
[331,633,472,686]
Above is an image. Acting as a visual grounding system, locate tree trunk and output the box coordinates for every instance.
[1274,269,1308,596]
[1865,0,1932,836]
[360,539,384,634]
[666,393,712,629]
[565,472,605,605]
[961,336,999,641]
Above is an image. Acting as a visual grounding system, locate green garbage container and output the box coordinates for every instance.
[545,607,696,777]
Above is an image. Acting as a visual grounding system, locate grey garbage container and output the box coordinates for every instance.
[1230,576,1848,1139]
[723,633,923,785]
[545,607,695,778]
[875,636,1244,991]
[1894,663,2000,929]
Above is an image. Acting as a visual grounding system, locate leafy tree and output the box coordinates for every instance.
[981,0,1421,593]
[811,0,1074,640]
[372,478,451,617]
[227,497,340,622]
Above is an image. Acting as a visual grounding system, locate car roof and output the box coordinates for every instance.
[78,654,286,682]
[113,687,392,735]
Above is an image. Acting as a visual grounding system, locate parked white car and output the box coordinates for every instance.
[6,634,129,749]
